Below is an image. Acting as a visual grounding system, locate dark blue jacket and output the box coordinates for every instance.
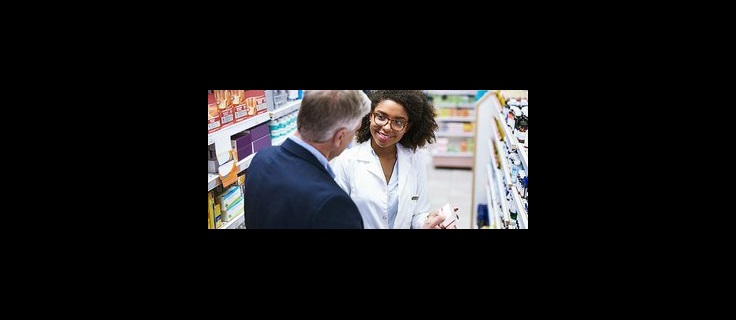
[245,138,364,229]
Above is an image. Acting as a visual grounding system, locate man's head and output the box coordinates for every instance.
[297,90,371,160]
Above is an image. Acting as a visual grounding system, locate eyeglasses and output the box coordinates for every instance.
[372,112,408,131]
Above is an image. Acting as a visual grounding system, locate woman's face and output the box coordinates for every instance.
[370,99,409,148]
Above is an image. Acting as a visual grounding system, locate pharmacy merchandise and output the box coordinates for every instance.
[471,90,528,229]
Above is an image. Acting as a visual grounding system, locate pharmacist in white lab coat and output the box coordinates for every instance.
[332,90,454,229]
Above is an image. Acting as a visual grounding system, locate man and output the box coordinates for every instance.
[245,90,371,228]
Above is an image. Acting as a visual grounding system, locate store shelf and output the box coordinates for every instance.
[432,152,473,157]
[425,90,477,96]
[208,174,219,192]
[485,184,493,229]
[518,142,528,174]
[435,103,476,109]
[488,139,499,170]
[436,116,475,122]
[207,153,256,191]
[493,115,516,150]
[492,132,512,187]
[511,186,528,229]
[207,113,271,145]
[432,156,473,168]
[219,212,245,229]
[237,153,256,172]
[270,100,301,120]
[486,164,497,214]
[496,172,509,227]
[436,132,475,138]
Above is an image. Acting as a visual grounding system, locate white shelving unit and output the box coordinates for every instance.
[431,151,473,157]
[208,113,270,146]
[436,132,475,138]
[428,90,477,168]
[208,91,303,230]
[270,100,301,120]
[436,116,475,122]
[471,91,527,229]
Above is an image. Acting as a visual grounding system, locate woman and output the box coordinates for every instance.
[332,90,452,229]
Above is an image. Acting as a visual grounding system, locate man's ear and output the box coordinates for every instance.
[332,128,346,148]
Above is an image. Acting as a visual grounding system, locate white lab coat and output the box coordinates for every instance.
[332,141,430,229]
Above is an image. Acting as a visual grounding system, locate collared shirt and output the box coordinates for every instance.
[288,135,335,179]
[371,148,399,229]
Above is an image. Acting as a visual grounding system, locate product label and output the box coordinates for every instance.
[235,109,248,120]
[221,114,233,124]
[208,121,221,131]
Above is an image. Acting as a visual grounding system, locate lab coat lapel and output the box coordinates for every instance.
[395,144,412,228]
[357,141,384,182]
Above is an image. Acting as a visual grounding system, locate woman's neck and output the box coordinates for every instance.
[371,139,397,159]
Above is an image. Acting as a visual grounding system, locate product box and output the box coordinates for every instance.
[221,196,244,222]
[208,91,221,134]
[252,135,272,153]
[231,131,253,161]
[231,90,249,123]
[243,90,268,118]
[248,122,272,153]
[213,90,235,127]
[439,203,458,228]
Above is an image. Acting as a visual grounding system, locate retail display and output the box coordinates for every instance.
[471,90,528,229]
[208,90,302,229]
[425,90,477,168]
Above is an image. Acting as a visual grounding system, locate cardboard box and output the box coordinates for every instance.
[213,90,235,127]
[208,92,221,134]
[252,135,272,153]
[231,131,253,161]
[231,90,249,123]
[244,90,268,118]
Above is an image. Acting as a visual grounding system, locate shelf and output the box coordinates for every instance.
[432,156,473,168]
[435,103,476,109]
[494,157,510,226]
[488,139,499,171]
[432,152,473,157]
[518,142,528,174]
[208,113,271,145]
[270,99,301,120]
[485,184,493,229]
[219,212,245,229]
[436,132,474,138]
[436,116,475,122]
[486,163,497,216]
[425,90,477,96]
[493,115,515,150]
[207,153,256,191]
[236,153,256,173]
[208,174,219,192]
[511,186,528,229]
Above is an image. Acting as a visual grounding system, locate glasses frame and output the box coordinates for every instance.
[371,112,409,131]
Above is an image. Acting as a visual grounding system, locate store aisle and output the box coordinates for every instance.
[421,148,473,229]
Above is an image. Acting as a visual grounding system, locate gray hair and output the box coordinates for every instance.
[297,90,371,142]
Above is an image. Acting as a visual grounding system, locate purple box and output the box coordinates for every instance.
[235,145,253,161]
[249,122,271,140]
[252,135,272,153]
[231,131,254,161]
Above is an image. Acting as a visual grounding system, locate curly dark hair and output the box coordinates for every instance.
[356,90,438,152]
